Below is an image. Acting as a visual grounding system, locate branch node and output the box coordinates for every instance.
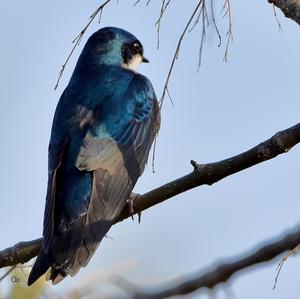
[190,159,198,169]
[273,131,293,153]
[191,160,205,173]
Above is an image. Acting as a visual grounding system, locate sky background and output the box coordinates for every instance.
[0,0,300,298]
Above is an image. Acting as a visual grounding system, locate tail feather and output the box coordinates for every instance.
[27,250,51,286]
[70,220,113,273]
[28,166,132,285]
[46,268,67,285]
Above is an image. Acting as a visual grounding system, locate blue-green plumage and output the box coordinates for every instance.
[28,27,160,285]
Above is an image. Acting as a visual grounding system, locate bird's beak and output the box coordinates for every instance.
[142,56,149,63]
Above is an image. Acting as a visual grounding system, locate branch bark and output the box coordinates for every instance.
[268,0,300,25]
[0,122,299,274]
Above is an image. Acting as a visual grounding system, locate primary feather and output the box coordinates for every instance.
[28,27,160,285]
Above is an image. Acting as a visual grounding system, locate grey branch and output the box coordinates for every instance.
[268,0,300,25]
[0,122,299,280]
[124,226,300,299]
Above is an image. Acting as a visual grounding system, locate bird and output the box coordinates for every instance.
[28,27,160,285]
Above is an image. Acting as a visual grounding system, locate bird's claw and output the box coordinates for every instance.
[127,193,142,223]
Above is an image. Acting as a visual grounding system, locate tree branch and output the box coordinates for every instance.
[0,122,299,272]
[122,226,300,299]
[0,239,42,269]
[268,0,300,25]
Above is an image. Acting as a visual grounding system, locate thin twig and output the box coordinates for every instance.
[272,3,282,31]
[151,135,157,173]
[223,0,233,62]
[273,244,300,289]
[133,0,142,6]
[198,1,208,70]
[54,0,112,90]
[0,265,16,282]
[188,7,202,33]
[159,0,203,109]
[133,0,151,6]
[211,0,222,47]
[155,0,166,49]
[155,0,172,49]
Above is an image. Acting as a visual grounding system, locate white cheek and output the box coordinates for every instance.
[122,55,142,72]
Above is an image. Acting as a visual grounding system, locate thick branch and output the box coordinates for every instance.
[125,226,300,299]
[0,239,42,269]
[268,0,300,25]
[0,122,299,269]
[117,122,300,221]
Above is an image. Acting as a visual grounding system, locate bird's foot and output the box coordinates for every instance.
[127,193,142,223]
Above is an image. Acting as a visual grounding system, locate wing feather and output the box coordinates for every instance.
[65,75,160,274]
[29,73,160,285]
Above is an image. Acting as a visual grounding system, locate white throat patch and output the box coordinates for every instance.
[122,54,142,72]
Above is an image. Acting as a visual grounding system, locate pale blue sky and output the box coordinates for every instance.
[0,1,300,298]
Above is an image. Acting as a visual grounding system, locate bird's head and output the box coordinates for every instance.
[81,27,149,72]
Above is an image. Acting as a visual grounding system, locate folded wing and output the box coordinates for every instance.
[28,73,160,285]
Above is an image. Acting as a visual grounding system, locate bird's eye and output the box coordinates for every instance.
[132,42,140,53]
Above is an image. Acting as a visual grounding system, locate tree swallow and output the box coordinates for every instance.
[28,27,160,285]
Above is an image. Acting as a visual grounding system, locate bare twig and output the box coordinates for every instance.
[0,122,299,270]
[223,0,233,62]
[151,134,157,173]
[155,0,165,49]
[198,1,208,70]
[159,0,203,108]
[273,244,300,289]
[155,0,172,49]
[188,0,221,70]
[54,0,112,90]
[133,0,142,6]
[211,0,222,47]
[272,3,282,31]
[0,265,16,282]
[134,0,151,6]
